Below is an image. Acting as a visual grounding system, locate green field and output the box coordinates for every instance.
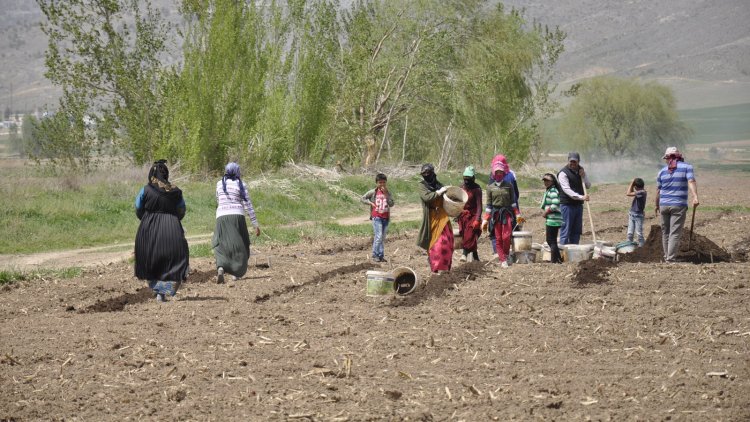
[679,102,750,144]
[540,102,750,152]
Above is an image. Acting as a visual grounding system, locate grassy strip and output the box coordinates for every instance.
[0,267,83,285]
[6,161,693,256]
[1,164,444,254]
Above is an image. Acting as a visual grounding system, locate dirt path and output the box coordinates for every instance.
[0,205,424,272]
[335,203,422,226]
[0,234,212,271]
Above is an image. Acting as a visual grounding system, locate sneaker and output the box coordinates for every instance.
[459,254,467,262]
[217,267,225,284]
[500,261,509,269]
[232,275,239,281]
[466,254,474,263]
[378,257,388,263]
[156,293,166,303]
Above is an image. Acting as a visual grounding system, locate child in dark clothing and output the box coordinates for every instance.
[626,177,647,247]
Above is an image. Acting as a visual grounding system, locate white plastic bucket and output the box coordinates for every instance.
[442,186,468,218]
[392,267,419,296]
[512,231,533,251]
[366,271,394,296]
[564,244,594,263]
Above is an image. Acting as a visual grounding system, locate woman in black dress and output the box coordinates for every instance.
[134,160,189,302]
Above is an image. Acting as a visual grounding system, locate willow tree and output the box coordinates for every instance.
[560,76,691,158]
[330,0,426,167]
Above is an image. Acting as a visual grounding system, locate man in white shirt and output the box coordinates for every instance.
[556,152,590,245]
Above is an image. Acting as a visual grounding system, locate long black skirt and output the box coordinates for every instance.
[212,214,251,277]
[134,212,189,281]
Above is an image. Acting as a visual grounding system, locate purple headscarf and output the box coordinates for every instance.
[222,162,247,201]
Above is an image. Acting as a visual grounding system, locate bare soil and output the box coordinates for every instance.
[1,171,749,421]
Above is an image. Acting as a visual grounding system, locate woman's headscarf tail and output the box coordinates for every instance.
[222,162,247,201]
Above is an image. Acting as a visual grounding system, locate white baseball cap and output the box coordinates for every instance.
[662,146,680,159]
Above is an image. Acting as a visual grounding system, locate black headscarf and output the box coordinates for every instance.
[148,159,173,191]
[420,163,441,191]
[463,176,479,190]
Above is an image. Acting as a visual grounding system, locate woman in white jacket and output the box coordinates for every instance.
[212,162,261,283]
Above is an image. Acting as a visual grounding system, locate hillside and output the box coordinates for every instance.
[0,0,748,114]
[501,0,750,108]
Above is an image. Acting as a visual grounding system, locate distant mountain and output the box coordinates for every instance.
[0,0,748,115]
[500,0,750,108]
[0,0,181,117]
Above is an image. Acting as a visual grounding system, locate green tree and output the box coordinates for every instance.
[159,0,270,171]
[329,1,563,169]
[17,114,39,158]
[451,5,564,168]
[329,0,463,167]
[560,76,691,158]
[37,0,170,167]
[161,0,340,172]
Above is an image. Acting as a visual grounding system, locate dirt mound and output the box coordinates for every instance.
[621,224,732,264]
[254,262,375,303]
[572,259,617,285]
[392,261,488,307]
[83,287,153,312]
[187,269,216,284]
[731,236,750,261]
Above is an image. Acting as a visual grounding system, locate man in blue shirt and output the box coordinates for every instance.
[655,147,700,262]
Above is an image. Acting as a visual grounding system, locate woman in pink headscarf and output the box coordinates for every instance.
[486,155,522,259]
[482,160,515,267]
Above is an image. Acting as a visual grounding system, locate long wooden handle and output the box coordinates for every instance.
[688,206,697,248]
[582,183,596,243]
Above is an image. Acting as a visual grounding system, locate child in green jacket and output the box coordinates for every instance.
[540,173,563,263]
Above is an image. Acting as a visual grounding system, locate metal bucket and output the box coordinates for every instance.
[531,243,543,263]
[366,270,394,296]
[392,267,419,296]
